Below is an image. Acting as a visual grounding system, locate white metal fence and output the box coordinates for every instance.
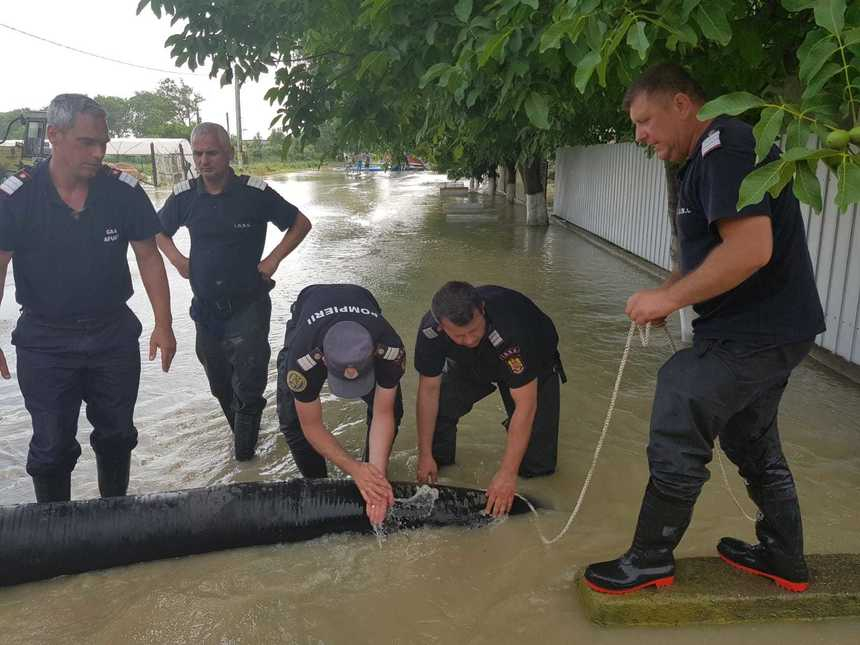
[554,142,860,366]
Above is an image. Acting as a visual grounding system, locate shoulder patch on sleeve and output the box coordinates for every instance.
[488,329,504,347]
[297,353,318,371]
[247,176,267,191]
[701,130,721,157]
[422,326,439,339]
[173,179,191,195]
[376,345,404,361]
[104,165,140,188]
[287,370,308,392]
[0,169,30,197]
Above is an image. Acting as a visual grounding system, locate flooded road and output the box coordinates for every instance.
[1,171,858,643]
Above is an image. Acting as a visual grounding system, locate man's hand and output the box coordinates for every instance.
[416,452,438,484]
[350,462,394,526]
[149,324,177,372]
[0,347,10,379]
[625,288,678,326]
[174,256,190,279]
[257,256,280,279]
[485,468,518,517]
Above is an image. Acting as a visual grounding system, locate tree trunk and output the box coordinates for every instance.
[487,167,497,199]
[519,158,547,226]
[505,162,516,203]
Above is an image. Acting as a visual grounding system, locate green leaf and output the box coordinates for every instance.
[737,160,786,209]
[521,0,539,9]
[793,159,823,212]
[693,3,732,46]
[768,160,797,198]
[781,0,816,10]
[682,0,703,21]
[478,30,511,67]
[814,0,846,37]
[598,16,633,86]
[798,31,839,83]
[781,146,837,162]
[540,18,579,52]
[698,92,765,119]
[785,120,812,150]
[835,156,860,212]
[419,63,450,89]
[455,0,473,23]
[524,92,550,130]
[626,21,649,60]
[752,107,784,163]
[426,21,438,45]
[843,27,860,47]
[574,50,602,93]
[802,62,843,100]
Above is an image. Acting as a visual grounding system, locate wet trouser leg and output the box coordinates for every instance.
[432,366,496,467]
[13,308,142,501]
[196,295,271,459]
[498,367,561,477]
[276,320,327,477]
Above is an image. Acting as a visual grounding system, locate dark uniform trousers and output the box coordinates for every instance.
[648,338,813,505]
[433,357,563,478]
[12,306,143,477]
[275,319,404,478]
[194,292,272,422]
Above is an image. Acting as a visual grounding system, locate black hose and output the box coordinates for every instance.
[0,478,532,587]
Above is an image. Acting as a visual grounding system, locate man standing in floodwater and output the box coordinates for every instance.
[585,64,825,595]
[277,283,405,525]
[157,123,311,461]
[0,94,177,502]
[414,281,565,517]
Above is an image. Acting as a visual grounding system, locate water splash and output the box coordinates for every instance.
[372,485,441,546]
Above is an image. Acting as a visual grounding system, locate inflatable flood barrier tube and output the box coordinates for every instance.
[0,478,531,587]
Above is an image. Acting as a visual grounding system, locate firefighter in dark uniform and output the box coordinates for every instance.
[157,123,311,461]
[0,94,176,502]
[277,283,405,525]
[585,64,826,595]
[415,281,565,517]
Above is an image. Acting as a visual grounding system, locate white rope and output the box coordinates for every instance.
[524,319,754,546]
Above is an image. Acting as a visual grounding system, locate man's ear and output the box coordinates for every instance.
[673,92,696,119]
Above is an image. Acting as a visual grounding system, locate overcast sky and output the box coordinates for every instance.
[0,0,280,138]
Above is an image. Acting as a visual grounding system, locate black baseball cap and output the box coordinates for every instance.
[323,320,376,399]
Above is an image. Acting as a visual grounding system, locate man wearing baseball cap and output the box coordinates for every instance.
[276,284,405,524]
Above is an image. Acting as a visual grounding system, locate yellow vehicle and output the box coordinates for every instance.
[0,111,48,180]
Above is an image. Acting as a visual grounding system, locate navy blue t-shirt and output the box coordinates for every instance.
[284,284,405,403]
[0,161,160,319]
[677,116,825,343]
[158,171,298,303]
[414,285,559,389]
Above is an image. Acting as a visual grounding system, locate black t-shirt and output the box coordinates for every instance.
[158,171,298,303]
[0,161,160,319]
[414,285,559,389]
[677,116,825,343]
[284,284,405,403]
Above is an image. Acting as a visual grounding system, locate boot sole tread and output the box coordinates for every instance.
[584,575,673,595]
[718,553,809,592]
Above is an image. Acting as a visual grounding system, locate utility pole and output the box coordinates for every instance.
[234,64,246,164]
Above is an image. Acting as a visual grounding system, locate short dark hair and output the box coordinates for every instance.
[431,281,483,326]
[622,63,707,111]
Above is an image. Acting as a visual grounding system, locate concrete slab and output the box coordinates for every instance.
[577,554,860,627]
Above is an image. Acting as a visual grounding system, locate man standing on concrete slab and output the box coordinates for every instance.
[276,283,405,525]
[584,64,825,595]
[0,94,176,502]
[414,281,565,517]
[157,123,311,461]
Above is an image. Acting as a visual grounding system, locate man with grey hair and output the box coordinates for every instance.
[157,122,311,461]
[0,93,177,502]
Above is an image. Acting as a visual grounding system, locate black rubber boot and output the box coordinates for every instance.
[32,472,72,503]
[217,396,235,431]
[234,412,261,461]
[96,451,131,498]
[584,482,693,594]
[717,489,809,592]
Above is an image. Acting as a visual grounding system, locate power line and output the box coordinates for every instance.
[0,21,204,78]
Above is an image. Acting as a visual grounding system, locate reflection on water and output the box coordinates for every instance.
[1,171,858,643]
